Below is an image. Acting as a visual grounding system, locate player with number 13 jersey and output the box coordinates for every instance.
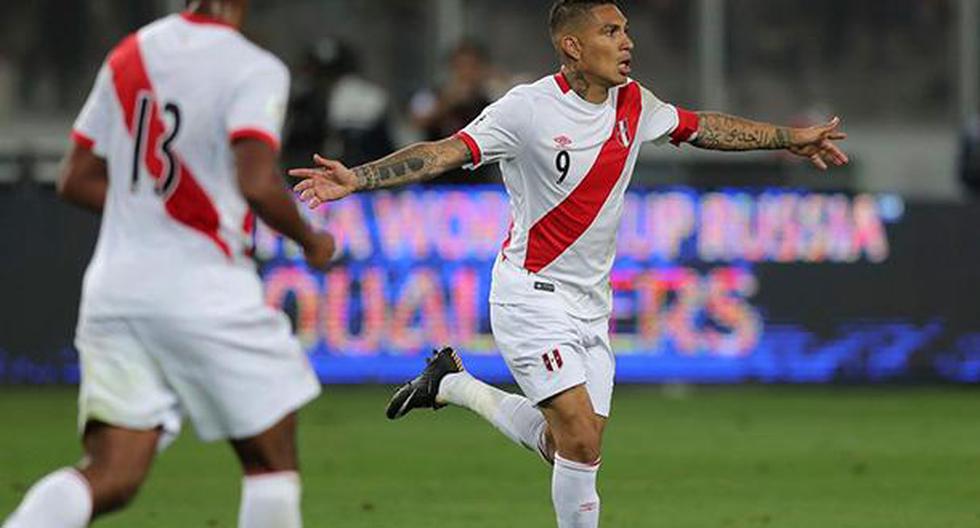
[3,4,336,527]
[73,12,289,319]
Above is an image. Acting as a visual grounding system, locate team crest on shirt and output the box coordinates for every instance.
[553,135,573,148]
[617,119,631,147]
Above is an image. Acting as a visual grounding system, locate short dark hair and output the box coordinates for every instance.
[548,0,618,36]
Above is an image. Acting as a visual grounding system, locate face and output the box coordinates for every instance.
[566,4,634,87]
[206,0,247,27]
[451,50,486,85]
[228,0,248,26]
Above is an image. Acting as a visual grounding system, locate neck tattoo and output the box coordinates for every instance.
[566,68,591,100]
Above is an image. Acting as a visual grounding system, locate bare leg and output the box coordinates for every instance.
[80,421,161,516]
[538,385,606,463]
[3,421,160,528]
[230,413,299,475]
[539,385,605,528]
[230,413,303,528]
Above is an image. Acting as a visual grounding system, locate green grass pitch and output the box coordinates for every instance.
[1,386,978,527]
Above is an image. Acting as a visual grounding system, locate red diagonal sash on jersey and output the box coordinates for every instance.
[524,82,642,273]
[109,34,231,259]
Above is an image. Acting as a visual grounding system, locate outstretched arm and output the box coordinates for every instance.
[289,136,472,208]
[235,139,336,270]
[691,113,849,170]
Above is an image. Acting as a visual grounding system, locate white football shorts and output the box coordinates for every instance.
[74,307,321,447]
[490,301,615,417]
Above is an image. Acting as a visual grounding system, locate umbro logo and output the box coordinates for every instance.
[554,135,573,148]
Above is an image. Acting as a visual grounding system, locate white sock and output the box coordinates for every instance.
[552,454,601,528]
[3,468,92,528]
[238,472,302,528]
[438,372,549,458]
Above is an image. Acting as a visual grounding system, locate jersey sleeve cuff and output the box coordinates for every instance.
[669,107,699,146]
[230,128,281,152]
[71,130,95,151]
[455,131,482,167]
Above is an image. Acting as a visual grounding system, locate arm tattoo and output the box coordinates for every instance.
[691,112,792,151]
[352,138,470,191]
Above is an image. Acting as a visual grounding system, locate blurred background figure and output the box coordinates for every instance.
[959,114,980,195]
[283,37,395,170]
[409,40,513,184]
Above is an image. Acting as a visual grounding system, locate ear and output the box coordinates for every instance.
[559,35,583,62]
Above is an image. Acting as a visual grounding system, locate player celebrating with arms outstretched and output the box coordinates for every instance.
[291,1,848,526]
[3,1,334,527]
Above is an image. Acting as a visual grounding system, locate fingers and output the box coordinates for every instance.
[806,141,848,171]
[292,178,313,193]
[804,116,849,170]
[289,153,344,178]
[287,154,353,209]
[296,185,346,205]
[295,187,322,208]
[809,153,829,171]
[288,168,323,179]
[817,116,846,140]
[820,116,847,140]
[813,116,840,135]
[299,188,317,202]
[821,140,849,166]
[313,154,345,172]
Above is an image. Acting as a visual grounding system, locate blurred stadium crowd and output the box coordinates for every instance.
[0,0,978,198]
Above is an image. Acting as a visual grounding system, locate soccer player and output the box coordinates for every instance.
[1,1,334,527]
[290,1,848,526]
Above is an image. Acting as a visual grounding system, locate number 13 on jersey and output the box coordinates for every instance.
[130,91,182,197]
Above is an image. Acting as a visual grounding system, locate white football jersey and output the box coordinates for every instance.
[71,12,289,318]
[458,72,698,318]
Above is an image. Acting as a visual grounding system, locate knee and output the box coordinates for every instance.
[105,478,143,511]
[83,468,146,514]
[560,438,601,464]
[554,419,602,463]
[238,446,299,475]
[236,447,298,475]
[232,416,299,475]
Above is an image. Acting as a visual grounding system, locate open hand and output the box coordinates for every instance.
[288,154,358,209]
[788,117,850,170]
